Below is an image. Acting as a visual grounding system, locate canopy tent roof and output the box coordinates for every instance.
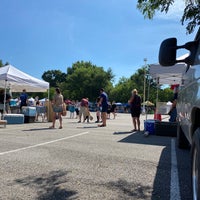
[149,63,187,85]
[0,65,49,92]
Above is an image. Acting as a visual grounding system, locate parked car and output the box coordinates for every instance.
[159,28,200,200]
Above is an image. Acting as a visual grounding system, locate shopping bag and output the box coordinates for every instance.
[62,103,67,116]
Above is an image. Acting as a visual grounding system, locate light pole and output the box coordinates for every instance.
[142,58,147,114]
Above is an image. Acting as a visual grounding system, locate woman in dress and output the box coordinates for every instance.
[129,89,141,132]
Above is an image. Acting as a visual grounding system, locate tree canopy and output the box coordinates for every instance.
[42,70,67,88]
[0,60,9,67]
[137,0,200,34]
[60,61,114,101]
[0,58,174,104]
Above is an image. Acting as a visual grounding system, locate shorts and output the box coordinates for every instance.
[131,108,141,118]
[101,105,108,113]
[53,105,63,113]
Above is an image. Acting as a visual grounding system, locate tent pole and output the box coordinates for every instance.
[3,80,7,115]
[47,88,50,122]
[156,77,159,104]
[146,75,150,121]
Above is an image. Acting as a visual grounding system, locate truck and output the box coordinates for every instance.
[159,28,200,200]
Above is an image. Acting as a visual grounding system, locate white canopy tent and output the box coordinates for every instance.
[0,65,49,92]
[0,64,49,114]
[148,62,187,117]
[149,63,187,85]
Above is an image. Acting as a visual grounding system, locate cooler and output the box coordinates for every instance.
[144,120,156,135]
[3,114,24,124]
[155,121,177,137]
[21,106,36,123]
[21,106,36,116]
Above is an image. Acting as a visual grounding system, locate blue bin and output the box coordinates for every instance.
[144,120,156,135]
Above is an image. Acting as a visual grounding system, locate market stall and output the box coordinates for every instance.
[0,64,50,121]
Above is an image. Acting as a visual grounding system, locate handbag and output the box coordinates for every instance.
[62,103,67,116]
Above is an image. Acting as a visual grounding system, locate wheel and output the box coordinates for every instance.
[177,122,190,149]
[191,128,200,200]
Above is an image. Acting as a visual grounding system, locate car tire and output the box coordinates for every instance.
[191,128,200,200]
[177,122,190,149]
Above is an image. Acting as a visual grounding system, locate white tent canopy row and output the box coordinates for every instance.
[149,63,187,85]
[0,65,49,92]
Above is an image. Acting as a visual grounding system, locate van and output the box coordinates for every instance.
[159,28,200,200]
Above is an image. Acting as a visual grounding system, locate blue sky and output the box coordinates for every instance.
[0,0,197,84]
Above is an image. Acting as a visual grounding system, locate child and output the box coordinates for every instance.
[69,101,75,119]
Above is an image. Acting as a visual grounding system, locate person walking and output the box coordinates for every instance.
[95,96,101,123]
[49,87,64,129]
[98,88,108,127]
[110,101,117,119]
[78,98,89,123]
[128,89,141,132]
[75,100,80,119]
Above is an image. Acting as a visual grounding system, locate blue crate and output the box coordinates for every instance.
[3,114,24,124]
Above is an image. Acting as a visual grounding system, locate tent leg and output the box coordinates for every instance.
[3,80,8,115]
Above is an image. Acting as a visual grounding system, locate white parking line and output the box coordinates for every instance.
[0,131,89,156]
[170,138,181,200]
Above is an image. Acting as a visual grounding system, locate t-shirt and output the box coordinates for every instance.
[130,94,141,109]
[100,92,108,108]
[20,93,28,106]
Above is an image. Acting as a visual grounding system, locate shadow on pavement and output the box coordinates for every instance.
[22,127,52,131]
[76,126,98,129]
[113,131,133,134]
[118,132,171,146]
[102,179,152,199]
[117,132,192,199]
[13,170,77,200]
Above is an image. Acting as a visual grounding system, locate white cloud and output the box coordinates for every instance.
[155,0,185,20]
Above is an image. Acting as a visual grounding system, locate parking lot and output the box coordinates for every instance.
[0,113,191,200]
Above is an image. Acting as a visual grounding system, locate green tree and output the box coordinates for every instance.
[0,60,3,67]
[0,60,9,67]
[42,70,67,87]
[157,87,174,102]
[111,66,173,104]
[137,0,200,34]
[110,77,134,103]
[60,61,114,101]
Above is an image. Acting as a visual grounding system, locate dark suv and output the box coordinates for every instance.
[159,28,200,200]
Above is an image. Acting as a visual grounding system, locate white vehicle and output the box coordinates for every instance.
[159,28,200,200]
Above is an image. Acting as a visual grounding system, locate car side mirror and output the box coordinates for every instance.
[159,37,199,66]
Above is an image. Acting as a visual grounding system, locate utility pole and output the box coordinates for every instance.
[142,58,147,114]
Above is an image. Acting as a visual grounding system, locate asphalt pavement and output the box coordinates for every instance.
[0,112,191,200]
